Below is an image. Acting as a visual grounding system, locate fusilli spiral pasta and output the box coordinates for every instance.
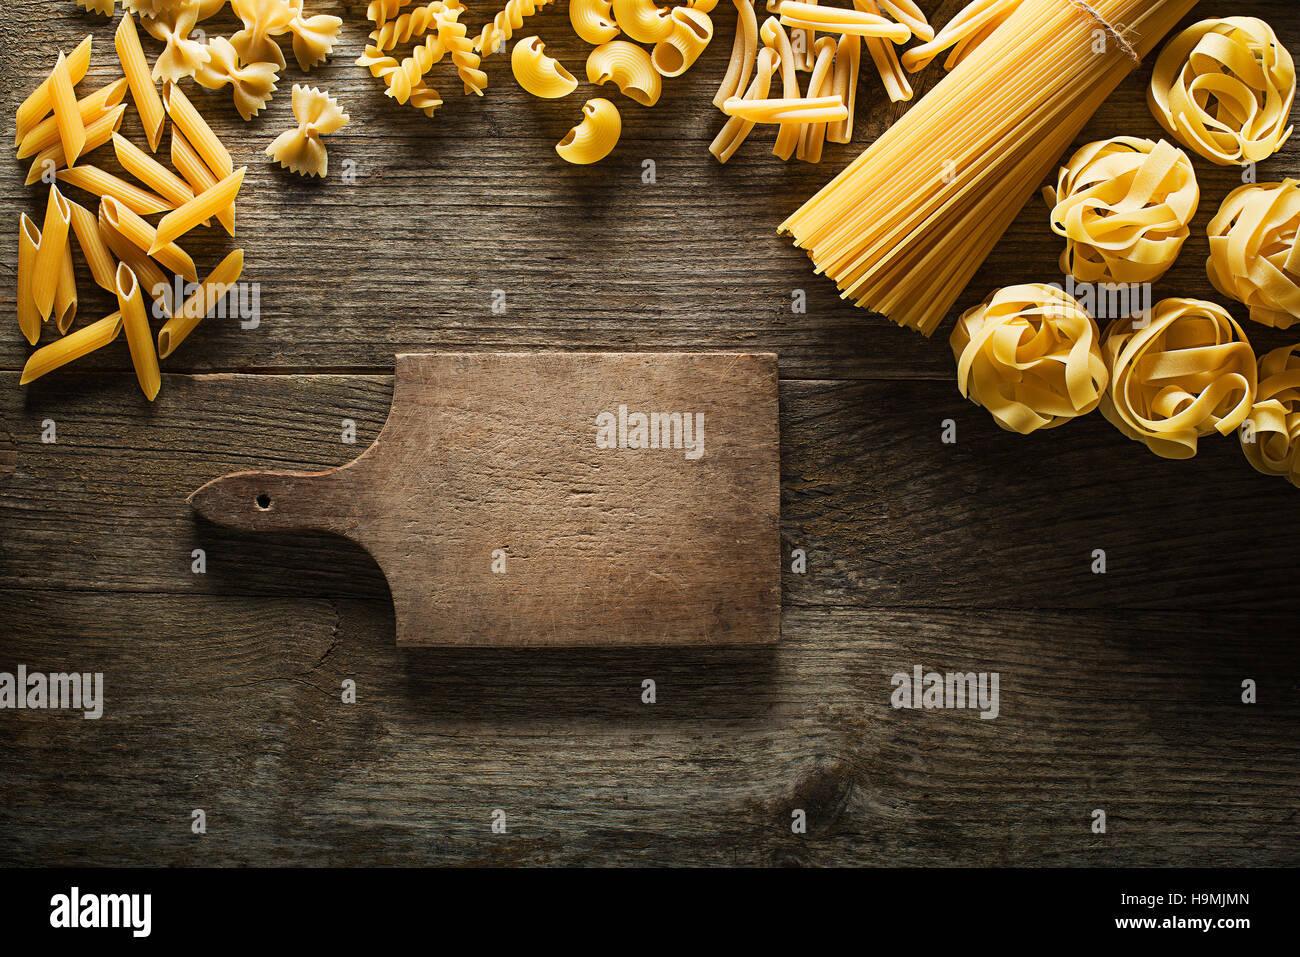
[1149,16,1296,166]
[1241,344,1300,488]
[357,35,443,105]
[950,283,1108,434]
[370,0,457,50]
[475,0,555,57]
[439,8,488,94]
[1044,136,1199,285]
[1206,180,1300,331]
[1100,298,1257,459]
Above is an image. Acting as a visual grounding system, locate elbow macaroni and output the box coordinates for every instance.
[512,37,578,99]
[587,40,661,106]
[571,0,620,44]
[556,98,621,164]
[611,0,674,44]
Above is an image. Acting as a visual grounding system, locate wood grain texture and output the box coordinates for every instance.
[190,352,781,646]
[0,0,1298,866]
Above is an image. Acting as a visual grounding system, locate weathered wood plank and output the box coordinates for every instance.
[2,371,1298,610]
[0,592,1293,866]
[1,3,1297,379]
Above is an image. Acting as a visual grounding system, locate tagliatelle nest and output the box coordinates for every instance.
[1044,136,1198,285]
[1148,16,1296,166]
[949,283,1108,434]
[1241,343,1300,488]
[1207,180,1300,331]
[1100,298,1258,460]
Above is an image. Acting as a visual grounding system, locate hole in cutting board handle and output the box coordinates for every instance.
[255,493,271,510]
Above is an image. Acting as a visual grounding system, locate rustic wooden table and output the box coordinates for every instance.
[1,0,1296,867]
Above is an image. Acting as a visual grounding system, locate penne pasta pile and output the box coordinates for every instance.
[13,35,248,400]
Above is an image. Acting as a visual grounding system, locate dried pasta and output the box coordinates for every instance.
[139,0,212,83]
[363,35,443,104]
[97,207,173,316]
[154,167,246,250]
[760,17,803,160]
[171,131,234,231]
[827,33,860,143]
[17,215,42,345]
[15,36,92,148]
[512,37,579,99]
[1241,344,1300,488]
[20,312,124,386]
[115,14,165,151]
[163,84,233,180]
[1149,17,1296,167]
[370,1,452,49]
[950,283,1107,434]
[49,53,87,169]
[778,1,910,41]
[722,95,846,124]
[855,0,909,102]
[113,131,196,208]
[116,263,161,402]
[713,0,756,107]
[476,0,555,56]
[1206,180,1300,331]
[77,0,116,15]
[556,97,621,164]
[17,78,128,161]
[278,0,343,71]
[33,185,72,324]
[24,105,125,186]
[1044,136,1199,285]
[58,165,173,217]
[709,46,778,163]
[588,40,662,107]
[439,7,488,94]
[231,0,294,71]
[652,7,714,78]
[54,243,78,335]
[158,249,246,358]
[101,196,199,283]
[571,0,620,45]
[797,36,837,163]
[193,36,279,121]
[901,0,1020,73]
[611,0,673,44]
[1100,298,1257,459]
[265,85,350,177]
[67,199,119,293]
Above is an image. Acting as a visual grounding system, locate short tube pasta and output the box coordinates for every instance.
[171,132,232,232]
[97,205,175,316]
[556,97,622,164]
[587,40,662,107]
[512,36,579,99]
[154,167,246,250]
[67,199,118,293]
[163,83,233,179]
[158,249,246,359]
[101,197,199,283]
[33,185,72,323]
[20,311,124,386]
[115,262,161,402]
[570,0,620,45]
[18,78,128,160]
[54,243,78,335]
[17,215,42,345]
[15,36,92,148]
[116,13,165,152]
[25,105,126,186]
[113,131,197,208]
[58,165,173,217]
[652,7,713,78]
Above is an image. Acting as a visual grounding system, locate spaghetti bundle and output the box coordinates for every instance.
[779,0,1199,337]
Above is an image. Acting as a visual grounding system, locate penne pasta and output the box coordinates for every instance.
[49,53,87,168]
[116,13,166,151]
[158,249,245,358]
[97,209,173,317]
[25,104,126,186]
[54,242,78,335]
[67,199,118,293]
[100,196,199,283]
[17,78,128,160]
[15,36,92,147]
[154,167,246,250]
[112,131,196,208]
[170,131,229,231]
[115,263,161,401]
[33,185,72,323]
[58,165,173,217]
[162,83,232,178]
[20,311,124,386]
[721,95,847,123]
[17,215,43,345]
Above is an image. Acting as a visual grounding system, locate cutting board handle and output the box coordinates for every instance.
[188,467,358,536]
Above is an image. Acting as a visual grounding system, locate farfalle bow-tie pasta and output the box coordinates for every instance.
[1206,180,1300,331]
[1241,344,1300,488]
[949,283,1108,434]
[265,84,349,176]
[1100,298,1258,460]
[1045,136,1198,285]
[1149,16,1296,166]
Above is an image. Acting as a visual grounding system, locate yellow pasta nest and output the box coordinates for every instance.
[1149,17,1296,166]
[1099,298,1257,459]
[1241,344,1300,488]
[1045,136,1198,285]
[1206,180,1300,331]
[949,283,1108,434]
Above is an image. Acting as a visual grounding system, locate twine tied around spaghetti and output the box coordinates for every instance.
[1070,0,1142,65]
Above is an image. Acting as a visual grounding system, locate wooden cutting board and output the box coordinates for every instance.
[189,352,781,647]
